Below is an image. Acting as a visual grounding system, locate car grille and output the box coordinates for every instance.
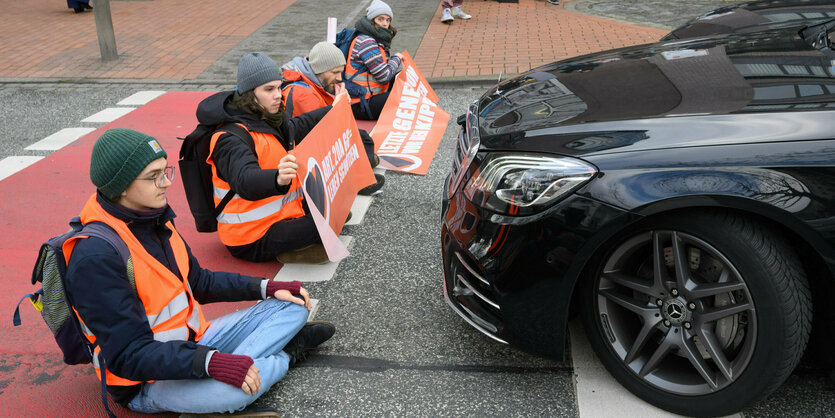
[445,250,506,343]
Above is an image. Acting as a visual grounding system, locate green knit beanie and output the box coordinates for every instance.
[90,128,167,199]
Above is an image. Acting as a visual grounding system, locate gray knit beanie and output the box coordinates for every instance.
[237,52,281,93]
[366,0,393,20]
[90,128,167,199]
[308,42,347,74]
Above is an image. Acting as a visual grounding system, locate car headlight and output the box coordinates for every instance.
[463,153,596,215]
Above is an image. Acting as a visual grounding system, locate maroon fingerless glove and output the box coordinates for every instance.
[267,280,302,297]
[207,352,254,388]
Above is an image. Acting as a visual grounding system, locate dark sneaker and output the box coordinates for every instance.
[358,174,385,196]
[284,321,336,366]
[276,244,329,264]
[371,153,380,168]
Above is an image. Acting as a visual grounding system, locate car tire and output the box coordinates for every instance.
[580,210,812,417]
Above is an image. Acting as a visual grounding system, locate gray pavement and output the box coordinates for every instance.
[194,0,437,85]
[567,0,741,29]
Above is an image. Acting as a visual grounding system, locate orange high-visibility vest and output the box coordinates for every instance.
[345,37,390,103]
[207,123,305,247]
[281,69,333,117]
[64,194,211,386]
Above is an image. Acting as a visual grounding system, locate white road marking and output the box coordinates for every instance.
[25,127,96,151]
[569,320,744,418]
[272,235,353,282]
[0,156,44,182]
[308,298,320,321]
[81,107,137,123]
[373,166,387,174]
[117,91,166,106]
[346,195,373,226]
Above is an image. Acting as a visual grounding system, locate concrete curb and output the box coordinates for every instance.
[0,76,501,90]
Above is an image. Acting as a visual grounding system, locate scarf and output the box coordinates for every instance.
[230,91,285,136]
[355,17,395,51]
[263,110,285,134]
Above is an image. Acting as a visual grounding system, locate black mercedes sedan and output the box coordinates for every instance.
[441,19,835,417]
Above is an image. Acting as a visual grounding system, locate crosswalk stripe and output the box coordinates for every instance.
[272,235,353,282]
[0,156,43,182]
[25,127,96,151]
[117,91,166,106]
[81,107,137,123]
[569,320,742,417]
[346,195,373,226]
[308,298,320,321]
[569,320,680,417]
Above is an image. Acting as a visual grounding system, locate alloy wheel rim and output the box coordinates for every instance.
[596,230,757,395]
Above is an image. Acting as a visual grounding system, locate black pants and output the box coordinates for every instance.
[351,93,389,120]
[358,129,376,165]
[226,201,321,262]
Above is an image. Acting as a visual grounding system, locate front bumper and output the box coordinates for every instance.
[441,164,631,358]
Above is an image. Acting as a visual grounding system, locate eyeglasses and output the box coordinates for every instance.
[138,166,175,188]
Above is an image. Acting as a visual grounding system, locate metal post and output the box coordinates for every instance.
[93,0,118,61]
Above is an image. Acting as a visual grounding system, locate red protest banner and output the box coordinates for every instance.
[294,94,376,261]
[371,51,449,175]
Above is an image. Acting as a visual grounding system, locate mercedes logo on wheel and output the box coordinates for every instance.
[663,300,688,323]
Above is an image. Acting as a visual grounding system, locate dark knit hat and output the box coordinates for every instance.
[308,41,347,74]
[366,0,393,20]
[90,128,167,199]
[237,52,281,93]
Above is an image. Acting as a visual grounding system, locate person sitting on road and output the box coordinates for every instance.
[347,0,405,120]
[65,128,335,417]
[280,41,385,189]
[197,52,338,264]
[281,42,349,118]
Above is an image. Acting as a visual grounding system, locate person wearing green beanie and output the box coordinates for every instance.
[90,128,168,202]
[64,128,335,416]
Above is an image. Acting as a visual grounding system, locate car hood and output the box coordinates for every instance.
[664,0,835,40]
[475,27,835,156]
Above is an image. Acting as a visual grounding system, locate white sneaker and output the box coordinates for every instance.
[452,6,471,19]
[441,8,454,23]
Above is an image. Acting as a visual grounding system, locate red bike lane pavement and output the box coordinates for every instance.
[1,91,282,416]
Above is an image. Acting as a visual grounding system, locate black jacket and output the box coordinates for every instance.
[65,194,265,405]
[195,91,330,201]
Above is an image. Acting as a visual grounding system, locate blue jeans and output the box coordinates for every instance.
[127,299,309,414]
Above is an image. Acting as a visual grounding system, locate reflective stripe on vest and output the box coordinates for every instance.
[207,126,306,246]
[66,194,211,387]
[214,188,301,224]
[345,37,390,101]
[145,291,189,328]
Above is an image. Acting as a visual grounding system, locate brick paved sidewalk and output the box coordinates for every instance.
[1,0,666,82]
[413,0,666,80]
[0,0,295,79]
